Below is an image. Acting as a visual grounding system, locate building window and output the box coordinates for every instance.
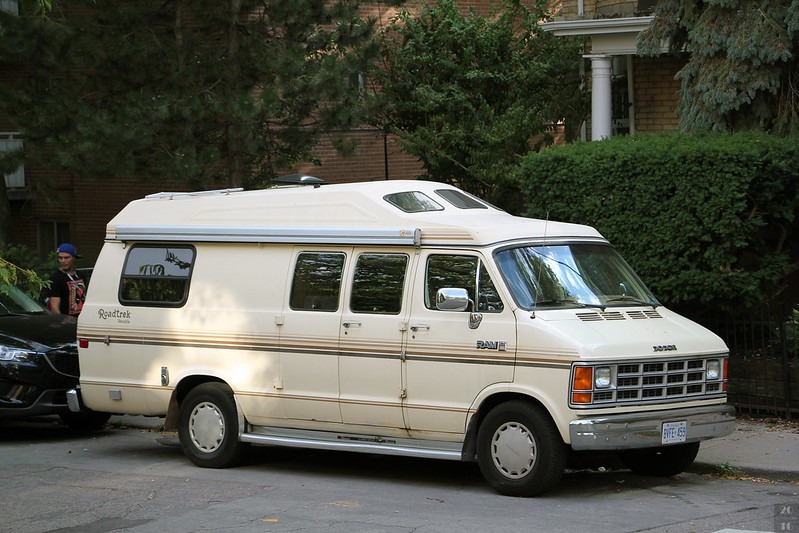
[611,56,633,136]
[1,134,24,189]
[38,220,70,259]
[0,0,19,15]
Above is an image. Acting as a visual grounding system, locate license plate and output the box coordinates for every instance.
[662,421,687,444]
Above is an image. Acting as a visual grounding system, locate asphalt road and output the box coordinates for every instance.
[1,417,797,533]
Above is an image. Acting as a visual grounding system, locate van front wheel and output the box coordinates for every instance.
[476,401,566,497]
[178,382,247,468]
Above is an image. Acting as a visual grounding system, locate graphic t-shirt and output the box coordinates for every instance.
[49,270,88,315]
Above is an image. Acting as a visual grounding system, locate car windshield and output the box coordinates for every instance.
[494,244,659,310]
[0,285,48,316]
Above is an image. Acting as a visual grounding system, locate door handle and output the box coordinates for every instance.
[343,321,362,328]
[410,324,430,331]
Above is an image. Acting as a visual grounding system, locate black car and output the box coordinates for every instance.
[0,284,110,429]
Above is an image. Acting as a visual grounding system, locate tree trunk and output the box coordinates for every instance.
[226,0,244,189]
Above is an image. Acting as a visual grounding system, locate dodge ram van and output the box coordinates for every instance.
[71,178,735,496]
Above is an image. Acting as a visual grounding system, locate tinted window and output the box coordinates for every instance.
[289,252,345,311]
[120,246,195,306]
[350,254,408,314]
[384,191,444,212]
[435,189,488,209]
[425,255,503,312]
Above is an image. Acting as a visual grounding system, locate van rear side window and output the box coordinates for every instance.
[290,252,345,311]
[119,245,195,306]
[350,253,408,314]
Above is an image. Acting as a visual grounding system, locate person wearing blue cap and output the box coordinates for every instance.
[47,243,89,316]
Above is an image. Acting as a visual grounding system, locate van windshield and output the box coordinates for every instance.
[494,244,659,310]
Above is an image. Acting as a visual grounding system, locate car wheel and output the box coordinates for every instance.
[621,442,700,476]
[178,382,247,468]
[58,410,111,430]
[476,400,566,497]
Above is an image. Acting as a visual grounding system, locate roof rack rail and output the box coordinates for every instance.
[145,188,243,199]
[271,174,327,188]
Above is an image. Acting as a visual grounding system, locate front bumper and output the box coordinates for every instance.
[0,388,71,418]
[569,404,736,451]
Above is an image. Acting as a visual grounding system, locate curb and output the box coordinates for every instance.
[690,460,799,484]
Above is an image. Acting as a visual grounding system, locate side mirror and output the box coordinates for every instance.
[436,288,483,329]
[436,288,469,311]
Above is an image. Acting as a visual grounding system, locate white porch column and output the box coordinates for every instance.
[586,55,613,140]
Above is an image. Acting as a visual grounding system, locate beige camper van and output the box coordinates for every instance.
[71,178,735,496]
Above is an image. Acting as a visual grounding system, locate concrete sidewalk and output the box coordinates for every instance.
[110,414,799,482]
[692,417,799,482]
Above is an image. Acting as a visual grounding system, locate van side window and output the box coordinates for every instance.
[289,252,345,311]
[425,255,504,312]
[350,254,408,314]
[384,191,444,212]
[119,245,195,306]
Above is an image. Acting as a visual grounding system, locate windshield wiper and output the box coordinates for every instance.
[535,299,606,310]
[605,296,658,307]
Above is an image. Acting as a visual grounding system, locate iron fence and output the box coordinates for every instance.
[684,300,798,420]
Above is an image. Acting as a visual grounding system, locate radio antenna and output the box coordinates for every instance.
[531,211,549,319]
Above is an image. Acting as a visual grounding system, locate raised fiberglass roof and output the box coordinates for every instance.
[106,180,605,247]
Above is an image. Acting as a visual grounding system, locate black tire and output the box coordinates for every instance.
[621,442,700,476]
[59,410,111,431]
[178,382,248,468]
[476,401,567,497]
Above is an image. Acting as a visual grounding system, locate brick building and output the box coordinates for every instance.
[0,1,426,264]
[2,0,682,266]
[541,0,682,139]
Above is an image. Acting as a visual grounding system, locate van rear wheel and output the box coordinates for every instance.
[476,401,566,497]
[178,382,247,468]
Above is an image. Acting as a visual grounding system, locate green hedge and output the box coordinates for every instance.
[515,132,799,310]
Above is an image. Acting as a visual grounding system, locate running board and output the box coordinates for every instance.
[240,426,464,461]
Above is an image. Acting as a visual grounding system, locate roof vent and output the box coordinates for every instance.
[272,174,327,188]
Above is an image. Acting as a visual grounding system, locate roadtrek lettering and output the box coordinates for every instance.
[98,308,132,320]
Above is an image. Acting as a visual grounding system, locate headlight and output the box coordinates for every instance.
[594,366,612,388]
[706,359,721,380]
[0,345,36,362]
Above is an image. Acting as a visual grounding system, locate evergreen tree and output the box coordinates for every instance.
[0,0,391,191]
[638,0,799,135]
[370,0,586,208]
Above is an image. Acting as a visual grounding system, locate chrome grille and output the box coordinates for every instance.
[570,355,727,408]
